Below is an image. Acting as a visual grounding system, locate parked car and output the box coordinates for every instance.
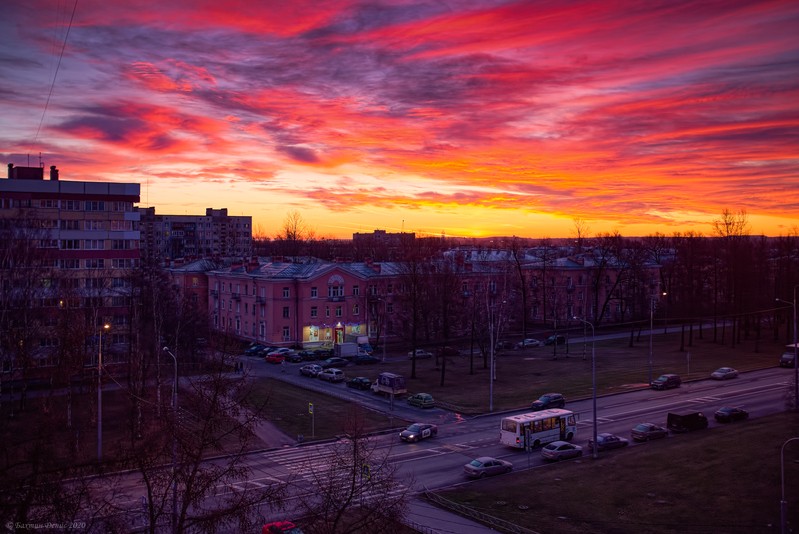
[262,520,304,534]
[408,349,433,359]
[438,346,461,357]
[710,367,739,380]
[541,441,583,461]
[399,422,438,442]
[588,433,629,452]
[245,343,267,356]
[631,423,668,442]
[650,373,681,390]
[346,376,373,390]
[265,353,285,364]
[495,341,515,350]
[780,351,796,368]
[299,364,322,378]
[319,357,350,369]
[714,406,749,423]
[516,338,541,349]
[318,368,346,383]
[297,350,318,361]
[544,335,566,346]
[353,354,380,365]
[463,457,513,478]
[285,351,305,363]
[530,393,566,411]
[313,348,334,359]
[407,393,435,408]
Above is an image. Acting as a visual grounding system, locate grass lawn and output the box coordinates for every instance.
[434,411,799,534]
[300,328,790,414]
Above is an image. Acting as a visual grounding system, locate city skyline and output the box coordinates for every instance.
[1,0,798,239]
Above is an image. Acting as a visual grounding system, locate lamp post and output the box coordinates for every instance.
[377,298,388,363]
[574,317,597,459]
[777,285,798,410]
[97,323,110,462]
[162,347,179,534]
[649,292,667,386]
[781,437,799,534]
[489,301,495,413]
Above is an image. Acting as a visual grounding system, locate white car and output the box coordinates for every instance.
[318,368,345,383]
[516,338,541,349]
[408,349,433,359]
[710,367,739,380]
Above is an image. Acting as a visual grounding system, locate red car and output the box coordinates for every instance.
[263,521,303,534]
[265,353,285,364]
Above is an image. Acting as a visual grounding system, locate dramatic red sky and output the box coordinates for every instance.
[2,0,798,239]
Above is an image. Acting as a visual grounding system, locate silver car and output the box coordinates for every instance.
[463,457,513,478]
[541,441,583,461]
[710,367,739,380]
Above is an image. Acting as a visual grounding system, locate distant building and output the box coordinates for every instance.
[0,164,140,374]
[352,229,415,261]
[138,207,252,262]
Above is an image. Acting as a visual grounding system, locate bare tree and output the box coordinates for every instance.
[274,210,316,260]
[295,406,410,534]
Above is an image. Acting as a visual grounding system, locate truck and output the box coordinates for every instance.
[334,342,359,358]
[371,372,407,396]
[666,411,708,433]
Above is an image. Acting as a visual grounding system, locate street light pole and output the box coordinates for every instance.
[489,303,494,413]
[163,347,179,534]
[648,292,667,386]
[575,317,597,459]
[777,286,799,410]
[781,437,799,534]
[97,323,110,462]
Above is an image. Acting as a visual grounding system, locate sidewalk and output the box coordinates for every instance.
[404,499,499,533]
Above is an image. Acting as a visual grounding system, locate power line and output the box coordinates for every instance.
[34,0,79,145]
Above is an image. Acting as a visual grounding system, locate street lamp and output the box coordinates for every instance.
[649,292,667,386]
[97,323,110,462]
[162,346,179,534]
[574,316,598,459]
[781,437,799,534]
[776,285,798,410]
[377,298,388,363]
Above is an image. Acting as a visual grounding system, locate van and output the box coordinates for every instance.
[667,412,708,433]
[650,373,681,390]
[780,351,796,368]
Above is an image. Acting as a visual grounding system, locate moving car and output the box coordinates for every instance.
[667,411,708,433]
[399,423,438,442]
[780,351,796,368]
[588,433,629,452]
[408,349,433,359]
[346,376,373,390]
[631,423,668,442]
[463,457,513,478]
[541,441,583,461]
[353,354,380,365]
[544,335,566,346]
[516,338,541,349]
[710,367,739,380]
[714,406,749,423]
[407,393,435,408]
[530,393,566,411]
[318,368,345,383]
[650,373,681,390]
[299,364,322,377]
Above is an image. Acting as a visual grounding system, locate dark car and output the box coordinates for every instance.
[631,423,668,442]
[714,406,749,423]
[313,348,334,359]
[530,393,566,411]
[319,357,349,369]
[588,433,629,452]
[297,349,318,361]
[544,335,566,346]
[667,411,708,433]
[780,351,796,368]
[438,346,461,357]
[399,423,438,442]
[285,352,304,363]
[651,373,681,390]
[347,376,373,390]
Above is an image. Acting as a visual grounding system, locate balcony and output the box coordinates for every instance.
[328,296,344,302]
[231,292,241,300]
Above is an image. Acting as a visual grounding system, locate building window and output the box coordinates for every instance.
[282,326,290,341]
[387,283,393,294]
[335,306,342,317]
[353,304,359,315]
[352,285,360,296]
[259,322,265,337]
[311,287,318,298]
[328,285,343,298]
[311,306,318,318]
[325,306,330,318]
[283,287,290,298]
[282,306,290,318]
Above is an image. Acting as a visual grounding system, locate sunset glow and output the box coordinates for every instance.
[1,0,797,238]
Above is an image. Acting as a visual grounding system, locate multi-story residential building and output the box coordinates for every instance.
[0,164,140,376]
[138,206,252,262]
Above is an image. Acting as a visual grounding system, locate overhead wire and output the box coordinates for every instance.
[34,0,79,145]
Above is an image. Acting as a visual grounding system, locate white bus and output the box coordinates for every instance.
[500,409,577,449]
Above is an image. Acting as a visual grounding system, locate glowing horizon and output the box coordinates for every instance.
[1,1,797,239]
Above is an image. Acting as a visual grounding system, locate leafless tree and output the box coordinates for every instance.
[295,406,410,534]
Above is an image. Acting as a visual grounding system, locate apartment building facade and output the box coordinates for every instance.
[0,164,140,375]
